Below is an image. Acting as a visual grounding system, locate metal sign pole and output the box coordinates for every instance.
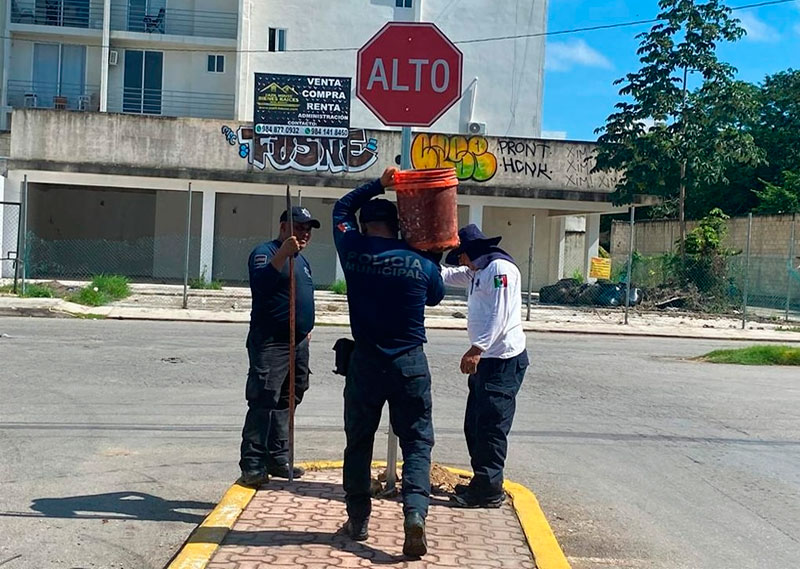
[786,213,796,322]
[742,213,753,330]
[384,127,413,491]
[286,186,297,484]
[20,176,28,296]
[182,182,192,310]
[624,206,635,325]
[526,215,535,321]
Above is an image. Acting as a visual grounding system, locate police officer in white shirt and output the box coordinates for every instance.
[440,224,529,508]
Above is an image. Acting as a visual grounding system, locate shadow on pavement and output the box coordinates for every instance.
[0,492,215,523]
[191,526,407,564]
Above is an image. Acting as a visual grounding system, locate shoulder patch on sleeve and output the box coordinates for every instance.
[253,254,268,268]
[493,274,508,288]
[337,222,356,233]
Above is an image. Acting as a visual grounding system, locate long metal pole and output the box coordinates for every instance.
[13,199,22,294]
[624,206,635,325]
[385,127,413,492]
[286,186,297,484]
[526,215,535,321]
[742,213,753,330]
[182,183,192,309]
[786,213,796,322]
[20,176,28,296]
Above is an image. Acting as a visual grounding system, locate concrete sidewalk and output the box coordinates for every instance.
[2,293,800,344]
[167,464,567,569]
[2,279,800,343]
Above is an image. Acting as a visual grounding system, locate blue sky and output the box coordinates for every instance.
[542,0,800,141]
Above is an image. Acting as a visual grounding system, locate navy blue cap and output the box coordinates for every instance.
[359,199,398,225]
[280,206,321,229]
[445,224,503,266]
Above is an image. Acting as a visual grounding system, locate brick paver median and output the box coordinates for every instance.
[205,468,536,569]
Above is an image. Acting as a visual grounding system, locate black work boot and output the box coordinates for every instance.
[339,517,369,541]
[268,463,306,479]
[402,511,427,558]
[239,470,269,488]
[451,488,504,508]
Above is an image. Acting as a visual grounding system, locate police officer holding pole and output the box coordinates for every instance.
[332,167,445,558]
[238,204,320,487]
[440,224,529,508]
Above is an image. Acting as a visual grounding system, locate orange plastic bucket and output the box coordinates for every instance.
[390,168,459,252]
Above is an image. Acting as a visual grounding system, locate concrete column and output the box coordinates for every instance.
[1,1,11,128]
[335,255,344,282]
[234,0,251,121]
[100,0,111,112]
[548,216,566,283]
[199,189,216,282]
[583,213,601,282]
[531,211,551,290]
[468,203,484,229]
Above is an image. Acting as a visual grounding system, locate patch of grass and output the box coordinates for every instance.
[189,278,224,290]
[329,279,347,295]
[72,312,107,320]
[0,284,15,294]
[22,284,55,298]
[777,326,800,333]
[91,274,130,300]
[699,345,800,366]
[70,286,110,307]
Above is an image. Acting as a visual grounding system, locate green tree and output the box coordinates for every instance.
[753,171,800,215]
[593,0,764,255]
[683,69,800,219]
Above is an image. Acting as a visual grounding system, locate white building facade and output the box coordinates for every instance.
[1,0,628,289]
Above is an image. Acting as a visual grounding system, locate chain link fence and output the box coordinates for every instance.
[1,201,22,292]
[610,212,800,326]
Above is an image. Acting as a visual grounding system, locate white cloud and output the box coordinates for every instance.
[541,130,568,140]
[737,12,780,42]
[546,39,612,72]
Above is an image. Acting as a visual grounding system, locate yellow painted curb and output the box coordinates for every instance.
[165,462,570,569]
[436,465,571,569]
[165,482,256,569]
[504,480,571,569]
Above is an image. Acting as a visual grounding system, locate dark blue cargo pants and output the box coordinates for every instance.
[343,344,434,521]
[464,350,529,497]
[239,330,310,474]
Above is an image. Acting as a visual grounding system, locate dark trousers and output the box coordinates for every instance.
[239,330,310,473]
[465,350,529,496]
[343,345,434,521]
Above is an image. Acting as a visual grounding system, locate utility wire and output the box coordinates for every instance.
[0,0,794,54]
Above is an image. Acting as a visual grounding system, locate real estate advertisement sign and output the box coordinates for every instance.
[254,73,351,139]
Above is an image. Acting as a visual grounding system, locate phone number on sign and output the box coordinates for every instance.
[255,124,349,138]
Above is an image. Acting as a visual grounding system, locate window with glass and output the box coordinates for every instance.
[268,28,287,52]
[207,55,225,73]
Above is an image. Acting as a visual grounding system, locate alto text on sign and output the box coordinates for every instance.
[357,22,463,127]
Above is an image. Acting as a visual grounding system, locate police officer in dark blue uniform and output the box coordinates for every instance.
[333,167,445,558]
[239,206,319,487]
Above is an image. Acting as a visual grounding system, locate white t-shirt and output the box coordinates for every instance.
[441,259,526,359]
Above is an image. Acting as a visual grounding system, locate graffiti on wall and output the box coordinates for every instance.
[222,125,379,174]
[496,139,552,180]
[563,145,620,190]
[411,134,497,182]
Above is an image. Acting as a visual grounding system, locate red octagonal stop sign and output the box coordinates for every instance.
[357,22,463,127]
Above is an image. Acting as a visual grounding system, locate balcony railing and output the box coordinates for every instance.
[108,88,235,120]
[110,5,238,40]
[11,0,104,30]
[7,80,100,111]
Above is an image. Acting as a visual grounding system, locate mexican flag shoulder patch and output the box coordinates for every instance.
[493,274,508,288]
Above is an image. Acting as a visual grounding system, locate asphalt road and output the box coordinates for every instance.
[0,318,798,569]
